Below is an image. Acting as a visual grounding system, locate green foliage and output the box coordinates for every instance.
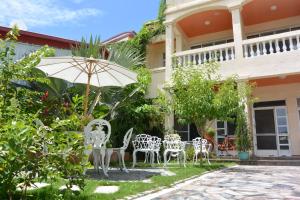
[158,0,167,22]
[185,146,195,161]
[164,62,250,135]
[0,27,87,199]
[128,21,165,58]
[72,35,103,59]
[235,110,252,152]
[108,67,164,147]
[107,42,144,68]
[206,127,216,138]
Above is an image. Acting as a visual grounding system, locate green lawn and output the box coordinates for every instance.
[23,162,234,200]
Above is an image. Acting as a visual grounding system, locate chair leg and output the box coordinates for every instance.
[182,151,186,168]
[144,151,148,163]
[106,149,113,171]
[206,151,211,165]
[120,149,128,173]
[150,151,155,167]
[101,149,108,177]
[116,150,122,171]
[132,150,137,168]
[193,153,196,164]
[195,151,198,163]
[156,151,160,164]
[163,151,168,167]
[93,150,99,173]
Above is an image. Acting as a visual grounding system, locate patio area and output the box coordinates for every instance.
[139,165,300,200]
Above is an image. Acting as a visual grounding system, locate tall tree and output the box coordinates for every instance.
[162,62,252,165]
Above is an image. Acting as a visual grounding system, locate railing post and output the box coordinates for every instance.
[230,6,244,60]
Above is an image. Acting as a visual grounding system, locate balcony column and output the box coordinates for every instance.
[165,22,175,81]
[165,22,175,132]
[230,6,244,60]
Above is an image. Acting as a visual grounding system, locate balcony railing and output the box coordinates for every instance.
[243,30,300,58]
[171,30,300,68]
[173,42,235,67]
[166,0,196,6]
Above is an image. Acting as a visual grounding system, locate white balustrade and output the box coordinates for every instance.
[243,30,300,58]
[174,42,235,67]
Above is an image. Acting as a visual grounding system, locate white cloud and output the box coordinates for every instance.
[0,0,102,29]
[9,19,28,31]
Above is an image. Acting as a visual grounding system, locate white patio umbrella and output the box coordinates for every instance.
[36,56,138,116]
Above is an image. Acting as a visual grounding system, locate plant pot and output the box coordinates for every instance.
[238,151,249,160]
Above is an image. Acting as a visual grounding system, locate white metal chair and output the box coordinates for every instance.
[144,136,162,164]
[163,134,186,167]
[132,134,154,168]
[105,128,133,173]
[192,137,211,165]
[84,119,111,176]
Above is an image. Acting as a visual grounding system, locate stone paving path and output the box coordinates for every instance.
[139,165,300,200]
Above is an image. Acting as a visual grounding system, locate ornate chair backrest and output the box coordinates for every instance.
[163,134,185,150]
[132,134,152,150]
[192,137,208,151]
[122,128,133,149]
[150,136,161,150]
[84,119,111,149]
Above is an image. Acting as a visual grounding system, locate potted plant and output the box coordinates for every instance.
[235,111,251,160]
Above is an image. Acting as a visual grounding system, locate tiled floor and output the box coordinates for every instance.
[144,165,300,200]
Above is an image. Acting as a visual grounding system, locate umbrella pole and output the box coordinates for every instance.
[83,74,91,117]
[83,62,92,117]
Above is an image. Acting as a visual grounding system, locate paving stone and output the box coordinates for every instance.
[94,186,119,194]
[139,165,300,200]
[59,185,80,191]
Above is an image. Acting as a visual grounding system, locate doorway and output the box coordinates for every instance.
[253,101,290,157]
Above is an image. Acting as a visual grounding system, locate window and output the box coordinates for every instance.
[191,38,234,50]
[174,118,198,141]
[162,53,166,67]
[246,26,300,39]
[216,120,237,153]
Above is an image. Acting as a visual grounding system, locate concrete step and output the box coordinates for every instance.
[240,159,300,166]
[211,157,300,166]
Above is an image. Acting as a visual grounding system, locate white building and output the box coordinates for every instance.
[146,0,300,157]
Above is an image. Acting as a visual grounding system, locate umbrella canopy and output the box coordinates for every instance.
[36,56,138,116]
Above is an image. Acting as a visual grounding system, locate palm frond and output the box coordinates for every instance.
[107,42,144,68]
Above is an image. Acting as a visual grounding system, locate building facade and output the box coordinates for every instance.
[146,0,300,157]
[0,26,78,60]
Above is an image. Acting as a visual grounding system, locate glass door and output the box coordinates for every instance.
[253,105,290,157]
[275,107,290,156]
[254,108,278,156]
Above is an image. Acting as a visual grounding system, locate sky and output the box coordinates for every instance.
[0,0,161,41]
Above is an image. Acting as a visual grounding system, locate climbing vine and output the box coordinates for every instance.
[127,0,166,58]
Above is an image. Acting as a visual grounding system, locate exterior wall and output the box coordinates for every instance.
[14,42,71,60]
[147,68,165,98]
[252,83,300,156]
[146,42,165,69]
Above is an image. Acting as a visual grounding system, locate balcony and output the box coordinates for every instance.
[174,42,235,66]
[173,30,300,69]
[243,30,300,58]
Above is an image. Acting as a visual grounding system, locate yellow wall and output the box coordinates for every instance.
[252,83,300,155]
[146,42,165,69]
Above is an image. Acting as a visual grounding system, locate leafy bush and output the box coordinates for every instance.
[235,110,251,152]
